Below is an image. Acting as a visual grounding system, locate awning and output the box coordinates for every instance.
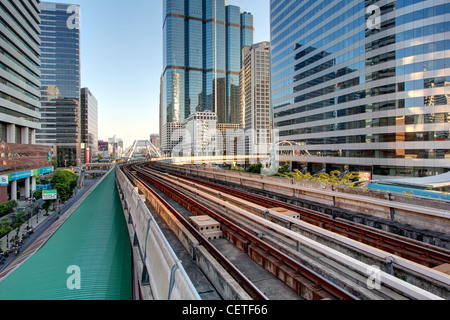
[380,171,450,189]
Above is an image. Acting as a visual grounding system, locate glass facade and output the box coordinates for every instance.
[0,0,41,130]
[162,0,254,154]
[241,42,272,156]
[36,1,81,167]
[80,87,98,163]
[270,0,450,178]
[0,0,55,203]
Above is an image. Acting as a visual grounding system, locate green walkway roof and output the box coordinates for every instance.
[0,169,132,300]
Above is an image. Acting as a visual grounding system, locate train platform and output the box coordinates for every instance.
[0,168,132,300]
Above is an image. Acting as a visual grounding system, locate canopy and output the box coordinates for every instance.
[380,171,450,189]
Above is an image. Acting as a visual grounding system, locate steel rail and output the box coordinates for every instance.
[122,164,269,301]
[132,164,358,300]
[147,163,450,269]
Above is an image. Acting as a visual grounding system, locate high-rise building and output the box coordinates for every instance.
[270,0,450,179]
[36,2,81,168]
[80,87,98,163]
[161,0,254,155]
[240,41,272,156]
[0,0,54,203]
[181,111,218,157]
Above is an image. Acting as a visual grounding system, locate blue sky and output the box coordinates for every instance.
[50,0,271,147]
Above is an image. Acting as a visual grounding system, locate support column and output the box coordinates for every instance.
[31,176,37,195]
[21,127,29,144]
[6,124,15,143]
[11,180,17,201]
[30,128,36,144]
[24,177,30,199]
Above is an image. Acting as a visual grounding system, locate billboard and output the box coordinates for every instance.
[0,175,8,186]
[0,142,52,176]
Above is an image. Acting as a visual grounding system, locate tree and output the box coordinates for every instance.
[55,183,68,202]
[0,200,18,218]
[246,163,262,174]
[276,164,291,177]
[14,210,26,236]
[42,200,53,215]
[0,217,13,237]
[51,169,78,202]
[33,189,43,200]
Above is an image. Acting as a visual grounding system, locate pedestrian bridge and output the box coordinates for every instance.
[0,162,200,300]
[0,168,132,300]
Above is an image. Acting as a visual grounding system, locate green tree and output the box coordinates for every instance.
[33,189,43,200]
[0,217,13,236]
[0,200,18,218]
[42,200,53,215]
[246,163,262,174]
[14,210,26,236]
[51,169,78,186]
[275,164,291,177]
[51,169,78,201]
[55,183,68,202]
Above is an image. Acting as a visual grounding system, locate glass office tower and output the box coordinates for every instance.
[0,0,54,203]
[37,2,81,167]
[162,0,254,155]
[271,0,450,179]
[80,87,98,163]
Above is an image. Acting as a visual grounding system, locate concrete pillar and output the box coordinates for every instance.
[6,124,15,143]
[10,180,17,201]
[24,177,30,199]
[21,127,29,144]
[31,176,37,194]
[30,129,36,144]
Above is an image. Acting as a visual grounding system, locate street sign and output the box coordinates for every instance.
[43,190,58,200]
[0,175,8,186]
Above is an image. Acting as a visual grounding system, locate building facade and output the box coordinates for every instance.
[181,111,218,157]
[270,0,450,179]
[0,0,54,203]
[36,2,81,168]
[240,41,272,156]
[80,87,98,164]
[161,0,254,155]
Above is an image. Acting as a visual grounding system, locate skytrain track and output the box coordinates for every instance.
[135,163,449,299]
[147,163,450,270]
[123,163,359,300]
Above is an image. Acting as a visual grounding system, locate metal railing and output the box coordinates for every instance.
[115,165,200,300]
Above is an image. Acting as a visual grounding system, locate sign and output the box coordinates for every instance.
[43,190,58,200]
[0,175,8,186]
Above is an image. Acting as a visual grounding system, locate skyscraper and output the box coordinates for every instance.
[271,0,450,179]
[240,41,272,156]
[80,87,98,163]
[0,0,54,203]
[37,2,81,167]
[161,0,254,155]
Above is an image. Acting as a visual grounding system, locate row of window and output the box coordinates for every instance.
[272,3,449,72]
[279,131,450,144]
[277,113,450,136]
[274,20,449,90]
[283,148,450,160]
[273,39,450,106]
[0,61,40,91]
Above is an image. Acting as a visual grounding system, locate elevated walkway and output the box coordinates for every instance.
[0,168,132,300]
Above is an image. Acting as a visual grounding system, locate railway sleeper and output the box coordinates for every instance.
[247,244,336,300]
[222,226,250,253]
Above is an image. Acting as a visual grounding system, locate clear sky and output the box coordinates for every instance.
[49,0,271,148]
